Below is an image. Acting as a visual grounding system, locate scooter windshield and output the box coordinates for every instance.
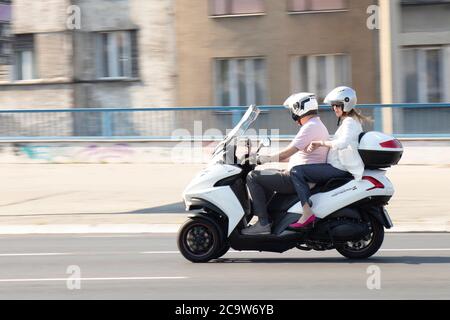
[212,105,260,156]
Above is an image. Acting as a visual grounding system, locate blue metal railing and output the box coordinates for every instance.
[0,104,449,140]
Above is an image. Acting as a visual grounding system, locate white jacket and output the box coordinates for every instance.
[327,117,365,181]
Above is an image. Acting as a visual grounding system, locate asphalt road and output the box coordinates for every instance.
[0,233,449,299]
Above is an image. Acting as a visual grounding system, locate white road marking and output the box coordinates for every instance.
[0,253,71,257]
[0,276,187,283]
[140,251,179,254]
[77,235,152,238]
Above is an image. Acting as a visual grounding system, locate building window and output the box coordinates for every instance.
[0,23,11,37]
[0,24,12,58]
[402,47,446,103]
[287,0,346,13]
[95,30,138,79]
[0,2,12,22]
[210,0,264,16]
[0,40,11,58]
[291,54,351,101]
[13,34,36,81]
[214,57,267,106]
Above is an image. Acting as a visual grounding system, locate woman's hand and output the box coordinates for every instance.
[306,141,323,153]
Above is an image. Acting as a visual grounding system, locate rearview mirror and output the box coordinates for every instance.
[261,137,271,148]
[257,138,271,153]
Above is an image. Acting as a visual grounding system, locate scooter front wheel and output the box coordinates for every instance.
[213,243,231,260]
[177,217,224,263]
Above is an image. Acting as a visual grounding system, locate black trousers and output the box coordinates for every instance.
[246,169,296,222]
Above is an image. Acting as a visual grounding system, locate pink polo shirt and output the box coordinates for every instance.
[288,117,330,170]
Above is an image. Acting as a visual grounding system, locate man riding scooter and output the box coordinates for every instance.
[241,93,330,235]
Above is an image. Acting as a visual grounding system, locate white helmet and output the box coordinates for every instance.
[283,92,319,121]
[324,86,357,112]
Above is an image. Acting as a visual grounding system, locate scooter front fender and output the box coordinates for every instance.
[184,187,245,236]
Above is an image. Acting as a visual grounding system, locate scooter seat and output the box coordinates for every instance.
[311,177,354,194]
[267,177,354,215]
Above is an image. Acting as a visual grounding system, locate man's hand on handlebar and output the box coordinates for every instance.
[257,154,272,165]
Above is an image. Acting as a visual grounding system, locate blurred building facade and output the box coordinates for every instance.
[2,0,449,110]
[378,0,450,134]
[0,0,448,137]
[0,0,176,110]
[176,0,380,107]
[1,0,382,111]
[388,0,450,103]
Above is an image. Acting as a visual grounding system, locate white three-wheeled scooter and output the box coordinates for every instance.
[178,105,403,262]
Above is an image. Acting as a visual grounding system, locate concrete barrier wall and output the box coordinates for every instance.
[0,140,449,165]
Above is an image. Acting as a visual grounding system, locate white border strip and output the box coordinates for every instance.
[0,276,187,283]
[0,253,70,257]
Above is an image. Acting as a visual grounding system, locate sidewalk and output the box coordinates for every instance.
[1,164,449,233]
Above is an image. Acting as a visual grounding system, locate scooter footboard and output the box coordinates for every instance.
[229,230,303,253]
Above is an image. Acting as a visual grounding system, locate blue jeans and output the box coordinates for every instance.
[290,164,352,207]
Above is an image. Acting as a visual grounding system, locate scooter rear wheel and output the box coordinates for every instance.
[335,215,384,260]
[177,217,224,263]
